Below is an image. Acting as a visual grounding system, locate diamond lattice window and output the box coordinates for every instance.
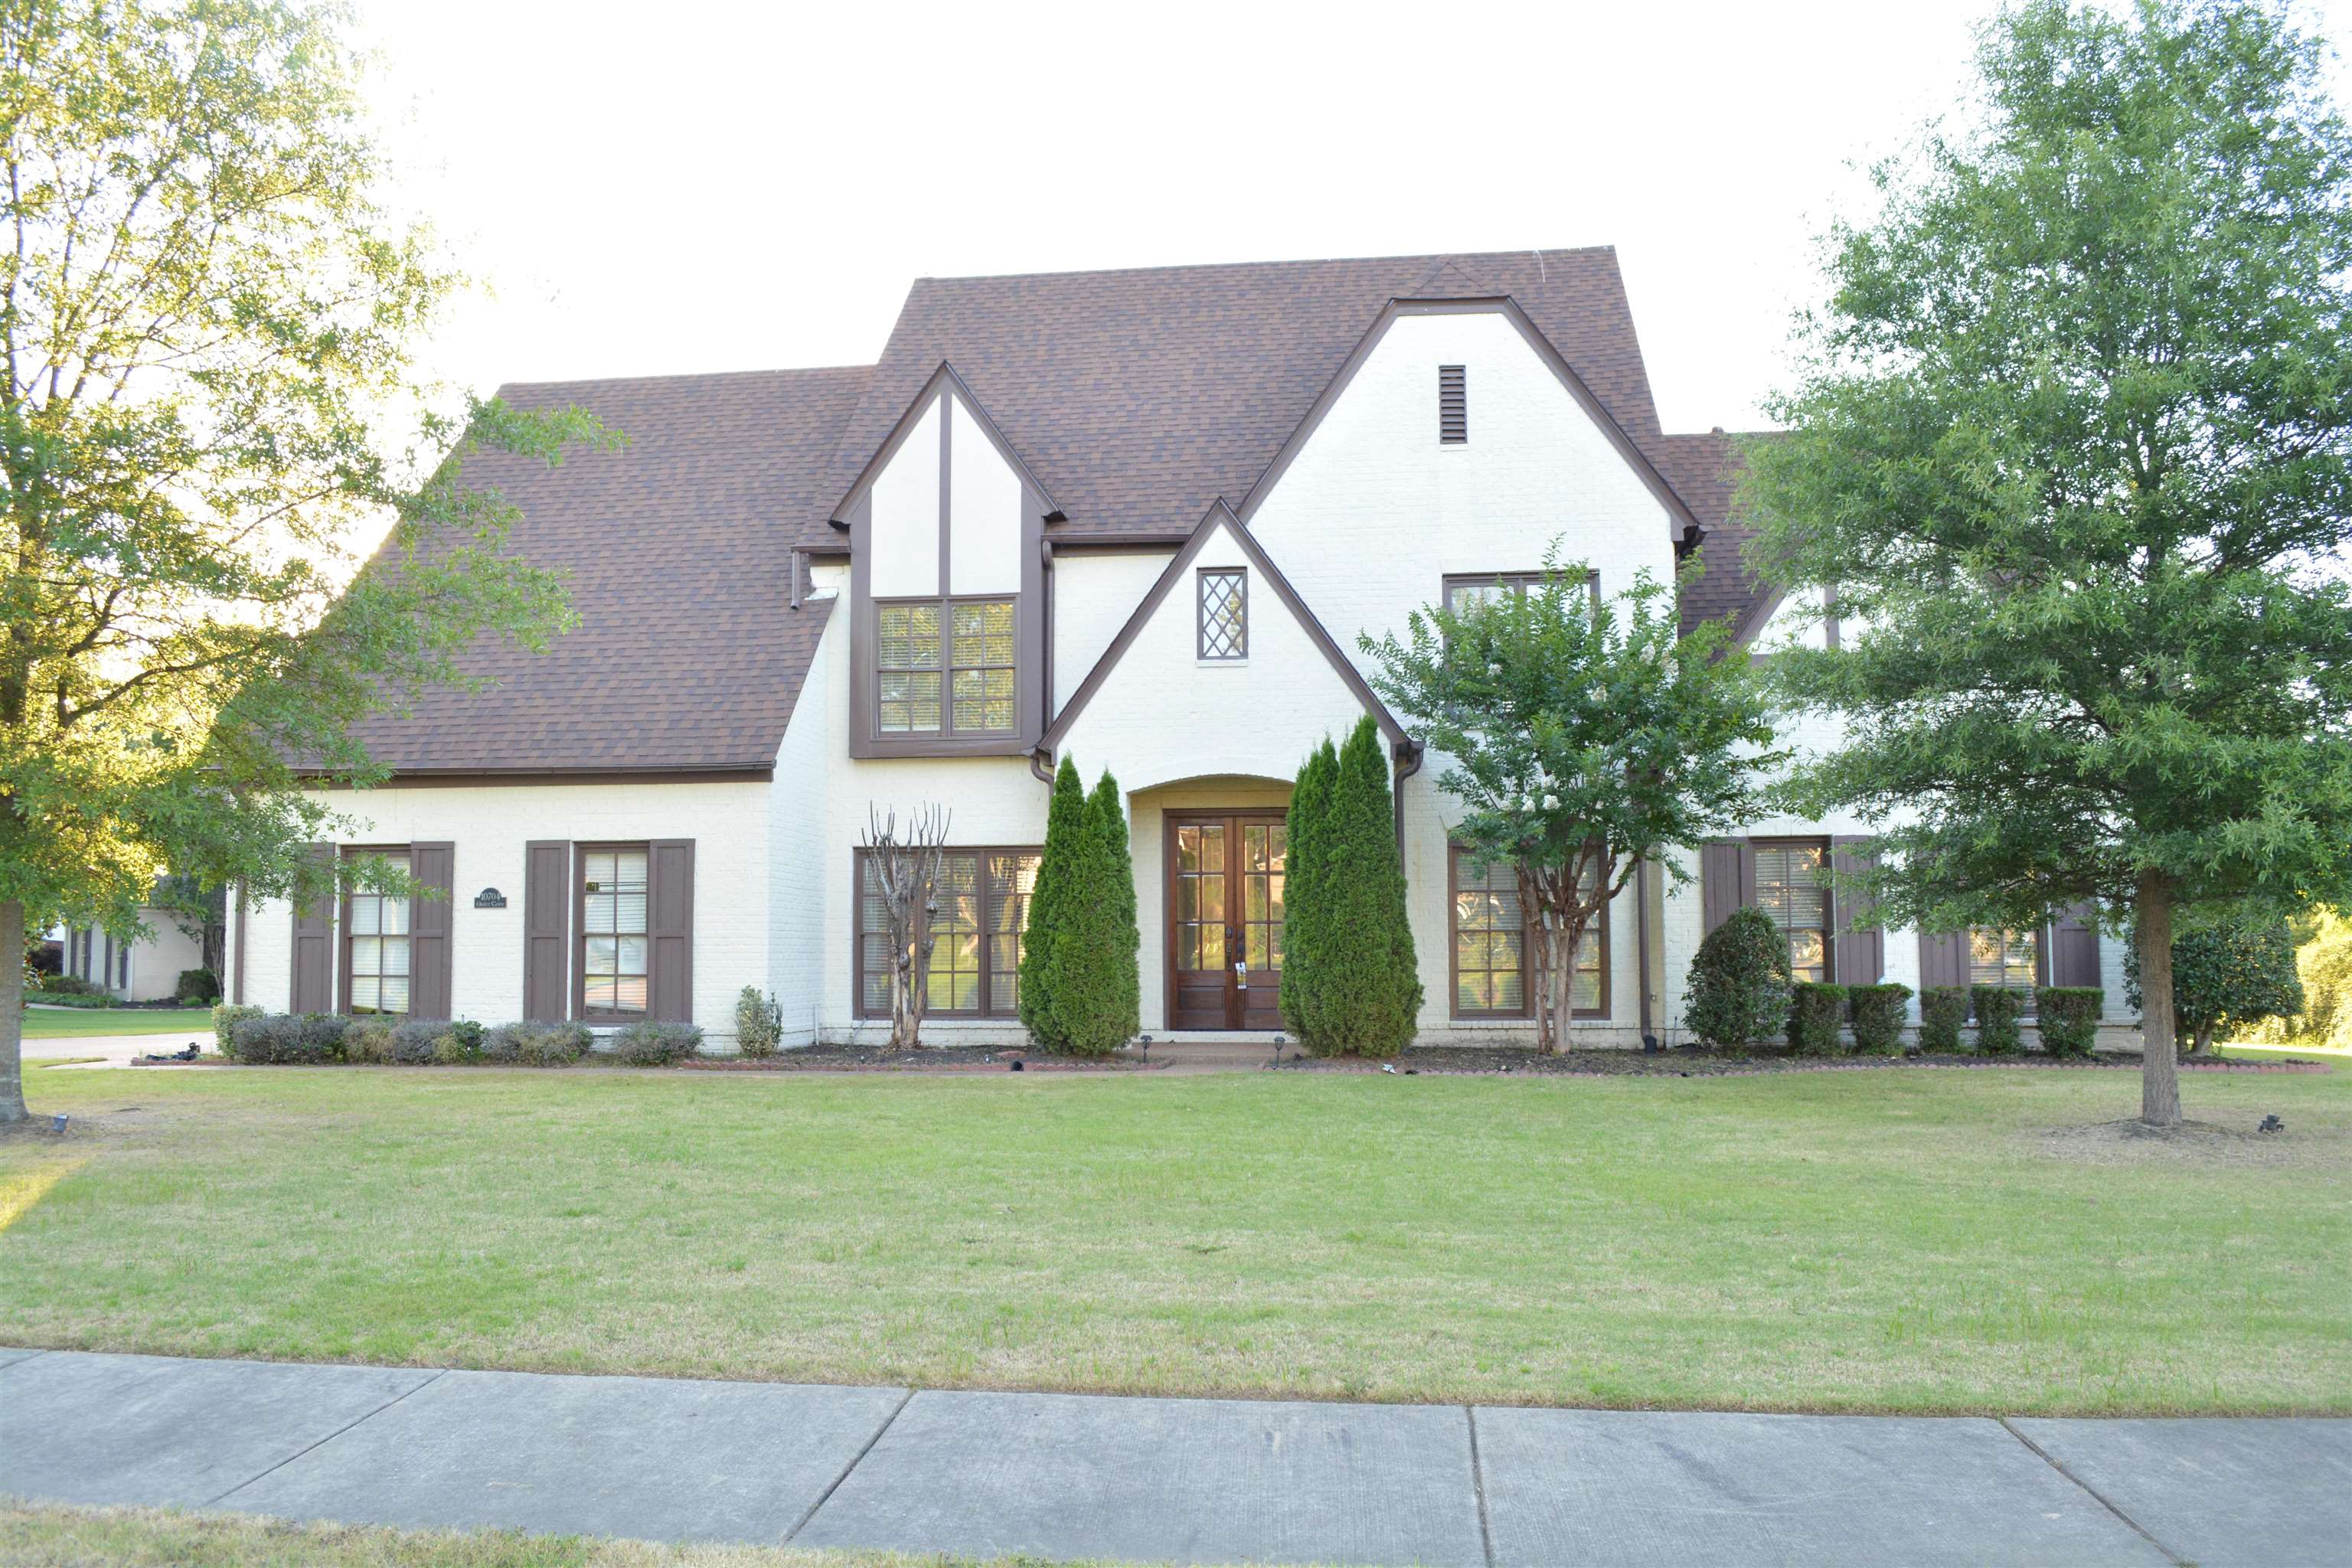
[1199,569,1247,660]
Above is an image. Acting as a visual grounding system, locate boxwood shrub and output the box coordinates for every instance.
[211,1003,263,1056]
[484,1021,593,1067]
[1971,986,2027,1054]
[2035,987,2103,1058]
[1848,982,1913,1056]
[1786,982,1850,1056]
[230,1012,348,1063]
[1918,986,1970,1052]
[1684,907,1794,1051]
[612,1019,702,1066]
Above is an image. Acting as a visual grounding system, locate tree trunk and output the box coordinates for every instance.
[2189,1021,2215,1057]
[2135,868,2183,1127]
[1542,924,1573,1057]
[1,898,26,1124]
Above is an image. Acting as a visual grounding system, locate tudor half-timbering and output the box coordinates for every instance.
[228,248,2135,1048]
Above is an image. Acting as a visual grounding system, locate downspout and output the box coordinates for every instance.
[1635,855,1653,1044]
[787,547,803,611]
[1032,537,1057,786]
[1390,739,1423,851]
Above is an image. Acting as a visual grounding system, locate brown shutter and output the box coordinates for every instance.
[289,844,335,1013]
[1918,930,1968,992]
[522,841,570,1022]
[648,838,695,1023]
[1700,840,1757,936]
[408,842,456,1019]
[2050,903,2099,988]
[1831,837,1883,986]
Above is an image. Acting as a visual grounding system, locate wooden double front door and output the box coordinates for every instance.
[1165,812,1287,1030]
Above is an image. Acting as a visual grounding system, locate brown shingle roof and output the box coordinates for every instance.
[345,365,869,774]
[1651,430,1762,635]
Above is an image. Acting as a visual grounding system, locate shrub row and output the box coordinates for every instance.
[1775,982,2106,1056]
[222,1013,697,1067]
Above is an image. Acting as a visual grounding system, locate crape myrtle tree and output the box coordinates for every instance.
[0,0,611,1122]
[1741,0,2352,1126]
[1364,554,1780,1053]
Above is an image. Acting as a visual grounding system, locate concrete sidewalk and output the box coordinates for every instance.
[1,1349,2343,1566]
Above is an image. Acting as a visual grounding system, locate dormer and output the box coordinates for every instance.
[832,366,1056,758]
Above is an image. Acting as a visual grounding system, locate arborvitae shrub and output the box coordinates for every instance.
[2035,987,2103,1057]
[1848,982,1913,1055]
[1280,739,1338,1040]
[1787,982,1850,1056]
[1019,756,1089,1050]
[1306,717,1420,1057]
[1090,771,1142,1047]
[1918,987,1970,1051]
[1971,986,2027,1054]
[1684,907,1792,1050]
[1048,773,1141,1058]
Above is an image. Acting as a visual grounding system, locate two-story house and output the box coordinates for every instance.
[226,247,2132,1050]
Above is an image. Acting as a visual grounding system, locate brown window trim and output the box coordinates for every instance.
[852,845,1042,1021]
[1440,569,1603,621]
[873,593,1017,739]
[573,841,652,1024]
[1197,567,1247,661]
[1749,835,1834,985]
[337,843,412,1018]
[1446,844,1610,1021]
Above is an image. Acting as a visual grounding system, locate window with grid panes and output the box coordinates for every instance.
[345,851,411,1014]
[1753,839,1831,983]
[1969,928,2038,990]
[1451,848,1605,1016]
[1198,569,1246,659]
[580,848,649,1016]
[857,849,1039,1017]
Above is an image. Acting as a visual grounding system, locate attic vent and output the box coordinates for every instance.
[1439,365,1467,444]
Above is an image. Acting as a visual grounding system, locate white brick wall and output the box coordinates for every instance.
[236,779,771,1045]
[769,600,836,1046]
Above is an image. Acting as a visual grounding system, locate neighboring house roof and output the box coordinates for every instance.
[1650,429,1761,635]
[813,247,1694,549]
[343,365,868,776]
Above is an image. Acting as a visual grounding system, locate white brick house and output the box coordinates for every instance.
[228,249,2132,1050]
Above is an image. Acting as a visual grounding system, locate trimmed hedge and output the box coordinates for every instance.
[345,1019,485,1065]
[1684,907,1792,1050]
[175,967,220,1004]
[1787,982,1850,1056]
[1971,986,2027,1054]
[613,1019,702,1066]
[483,1021,592,1066]
[2036,987,2103,1057]
[734,987,782,1058]
[25,991,119,1008]
[1848,982,1913,1056]
[230,1012,348,1063]
[1918,987,1970,1052]
[211,1003,262,1054]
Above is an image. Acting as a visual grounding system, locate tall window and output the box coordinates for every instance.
[1969,928,2038,990]
[345,851,411,1015]
[857,848,1039,1018]
[876,598,1015,735]
[580,847,649,1017]
[1753,839,1831,984]
[1198,568,1247,660]
[1449,847,1606,1018]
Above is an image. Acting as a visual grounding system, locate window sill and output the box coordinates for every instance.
[1195,658,1248,669]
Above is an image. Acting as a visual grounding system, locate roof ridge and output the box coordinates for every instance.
[494,363,874,396]
[912,245,1617,288]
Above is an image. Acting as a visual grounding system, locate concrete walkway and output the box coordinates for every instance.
[1,1349,2343,1566]
[21,1029,216,1068]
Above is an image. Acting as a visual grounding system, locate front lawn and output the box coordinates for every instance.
[19,1006,214,1040]
[2,1059,2344,1416]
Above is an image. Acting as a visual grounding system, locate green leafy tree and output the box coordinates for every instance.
[2124,916,2305,1055]
[1364,555,1779,1051]
[1297,716,1419,1057]
[1018,756,1088,1050]
[0,0,609,1122]
[1741,0,2352,1125]
[1086,769,1140,1045]
[2249,909,2352,1051]
[1279,737,1338,1040]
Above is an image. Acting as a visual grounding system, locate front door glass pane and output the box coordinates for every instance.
[1175,825,1226,973]
[1242,823,1285,971]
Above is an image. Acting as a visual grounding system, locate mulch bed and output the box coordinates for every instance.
[678,1046,1155,1073]
[1274,1046,2333,1077]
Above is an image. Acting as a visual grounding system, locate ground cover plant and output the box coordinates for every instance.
[1,1059,2342,1416]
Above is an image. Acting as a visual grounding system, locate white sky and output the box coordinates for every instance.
[357,0,2352,436]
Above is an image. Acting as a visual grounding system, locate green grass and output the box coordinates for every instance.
[2,1057,2345,1416]
[0,1504,1096,1567]
[19,1007,214,1039]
